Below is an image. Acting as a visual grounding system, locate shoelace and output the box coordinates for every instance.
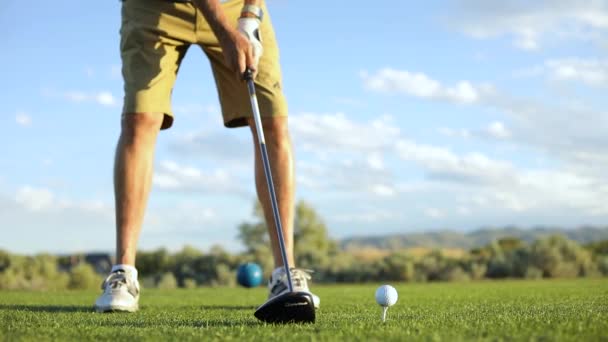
[277,268,314,288]
[102,271,128,290]
[101,271,139,298]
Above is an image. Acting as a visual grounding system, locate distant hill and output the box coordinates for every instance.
[340,226,608,250]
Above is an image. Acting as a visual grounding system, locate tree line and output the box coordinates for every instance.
[1,201,607,290]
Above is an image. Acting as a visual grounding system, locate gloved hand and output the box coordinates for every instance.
[237,17,263,74]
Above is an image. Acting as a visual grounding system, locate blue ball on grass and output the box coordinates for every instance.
[236,262,263,288]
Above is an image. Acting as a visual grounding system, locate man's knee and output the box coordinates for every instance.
[247,117,289,140]
[121,113,164,138]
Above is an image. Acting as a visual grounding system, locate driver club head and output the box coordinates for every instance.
[254,292,316,324]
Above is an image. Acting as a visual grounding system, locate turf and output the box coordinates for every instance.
[1,279,607,341]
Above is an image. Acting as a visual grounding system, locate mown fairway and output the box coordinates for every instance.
[1,279,607,341]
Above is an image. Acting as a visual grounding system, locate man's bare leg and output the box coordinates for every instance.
[247,116,295,268]
[114,112,163,265]
[95,112,162,312]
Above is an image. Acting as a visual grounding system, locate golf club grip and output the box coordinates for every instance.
[245,73,295,293]
[243,68,254,81]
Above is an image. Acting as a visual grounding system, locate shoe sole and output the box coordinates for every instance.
[95,305,138,313]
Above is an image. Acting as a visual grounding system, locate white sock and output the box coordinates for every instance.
[111,264,138,281]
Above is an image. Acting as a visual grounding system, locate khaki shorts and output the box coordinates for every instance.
[120,0,287,129]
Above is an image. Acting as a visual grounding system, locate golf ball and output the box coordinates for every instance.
[375,285,398,307]
[236,262,263,288]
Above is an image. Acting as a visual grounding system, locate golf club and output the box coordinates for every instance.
[243,69,315,324]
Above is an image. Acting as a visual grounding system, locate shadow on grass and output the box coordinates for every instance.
[0,304,92,313]
[196,305,256,311]
[97,319,262,328]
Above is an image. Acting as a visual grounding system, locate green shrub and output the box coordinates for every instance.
[183,278,198,289]
[157,272,178,289]
[68,263,100,290]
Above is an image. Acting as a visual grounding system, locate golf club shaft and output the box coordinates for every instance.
[244,70,294,293]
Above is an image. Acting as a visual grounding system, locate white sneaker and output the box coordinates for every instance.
[268,268,320,309]
[94,270,140,313]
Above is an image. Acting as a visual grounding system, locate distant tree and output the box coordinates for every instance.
[529,235,595,278]
[189,251,234,286]
[0,250,10,272]
[585,240,608,256]
[294,201,338,269]
[212,263,236,287]
[68,263,100,290]
[136,248,171,277]
[157,272,178,289]
[238,202,269,253]
[377,251,415,281]
[237,200,338,272]
[183,278,198,289]
[440,265,470,282]
[484,240,510,278]
[477,238,530,278]
[171,245,204,286]
[414,250,445,282]
[237,202,273,274]
[525,266,543,279]
[597,256,608,276]
[468,262,487,280]
[496,237,526,252]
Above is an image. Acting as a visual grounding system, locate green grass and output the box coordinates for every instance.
[1,279,607,341]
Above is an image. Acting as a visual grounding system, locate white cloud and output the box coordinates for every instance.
[424,207,445,219]
[152,173,180,190]
[96,92,116,106]
[367,154,385,171]
[449,0,608,50]
[361,68,493,104]
[15,186,54,211]
[331,208,402,223]
[64,90,117,107]
[457,206,471,216]
[297,157,394,197]
[15,112,32,126]
[370,184,396,197]
[486,121,511,139]
[13,185,113,216]
[545,58,608,87]
[153,160,245,195]
[370,67,606,184]
[491,95,608,177]
[291,108,608,223]
[456,168,608,215]
[359,66,608,217]
[290,112,401,154]
[516,58,608,87]
[438,127,472,139]
[1,185,233,254]
[395,139,516,184]
[144,200,218,234]
[439,122,511,140]
[170,129,250,166]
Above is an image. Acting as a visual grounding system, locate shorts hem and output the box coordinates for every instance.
[122,108,174,130]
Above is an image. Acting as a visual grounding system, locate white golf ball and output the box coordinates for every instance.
[375,285,398,307]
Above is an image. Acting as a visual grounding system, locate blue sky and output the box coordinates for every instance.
[1,0,607,254]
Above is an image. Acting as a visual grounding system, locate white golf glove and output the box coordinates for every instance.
[238,17,263,70]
